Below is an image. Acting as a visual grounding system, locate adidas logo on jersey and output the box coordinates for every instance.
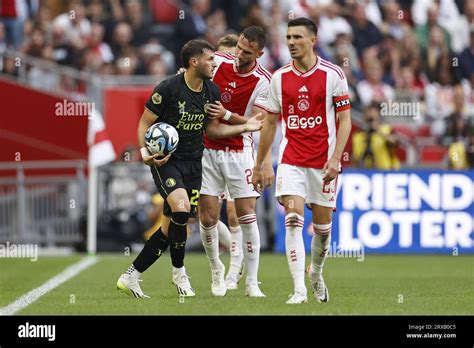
[228,81,237,88]
[298,85,309,93]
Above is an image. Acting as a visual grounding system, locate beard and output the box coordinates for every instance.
[197,66,213,80]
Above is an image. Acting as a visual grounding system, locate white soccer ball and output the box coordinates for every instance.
[144,122,179,156]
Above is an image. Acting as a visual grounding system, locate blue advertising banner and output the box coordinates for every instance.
[274,170,474,254]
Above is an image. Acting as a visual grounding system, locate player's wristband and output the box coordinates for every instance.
[223,109,232,121]
[140,146,150,159]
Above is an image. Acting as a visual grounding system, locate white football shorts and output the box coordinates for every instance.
[275,163,339,208]
[201,148,259,199]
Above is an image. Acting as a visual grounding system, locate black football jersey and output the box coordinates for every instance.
[145,74,221,160]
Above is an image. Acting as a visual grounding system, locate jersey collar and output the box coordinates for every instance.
[233,60,259,77]
[291,56,319,77]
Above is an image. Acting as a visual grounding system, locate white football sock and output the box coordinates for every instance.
[199,222,223,269]
[285,213,306,294]
[311,223,332,278]
[227,225,243,279]
[216,220,231,250]
[238,214,260,285]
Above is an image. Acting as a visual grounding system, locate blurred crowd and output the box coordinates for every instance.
[1,0,474,168]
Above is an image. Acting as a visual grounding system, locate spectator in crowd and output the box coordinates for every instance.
[352,102,400,169]
[425,61,458,138]
[51,25,75,66]
[141,40,175,74]
[204,8,229,48]
[415,3,451,51]
[175,0,211,65]
[379,1,411,40]
[444,84,473,143]
[124,0,150,47]
[84,22,114,71]
[52,0,91,50]
[21,26,49,58]
[110,21,133,60]
[458,28,474,80]
[318,2,352,48]
[467,133,474,168]
[357,59,395,107]
[421,26,452,81]
[451,0,474,53]
[412,0,460,36]
[350,3,382,56]
[395,65,425,101]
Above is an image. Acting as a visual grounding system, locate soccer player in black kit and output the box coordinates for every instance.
[117,39,263,298]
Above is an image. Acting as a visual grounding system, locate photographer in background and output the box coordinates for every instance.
[352,102,400,169]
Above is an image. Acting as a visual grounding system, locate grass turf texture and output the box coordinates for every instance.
[0,253,472,315]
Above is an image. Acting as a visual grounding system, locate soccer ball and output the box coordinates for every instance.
[144,122,179,156]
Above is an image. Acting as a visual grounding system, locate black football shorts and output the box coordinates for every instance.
[150,157,202,217]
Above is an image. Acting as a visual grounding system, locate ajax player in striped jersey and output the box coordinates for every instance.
[253,18,352,304]
[199,26,274,297]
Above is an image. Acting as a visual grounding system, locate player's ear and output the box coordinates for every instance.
[256,50,264,58]
[190,56,198,67]
[311,36,317,47]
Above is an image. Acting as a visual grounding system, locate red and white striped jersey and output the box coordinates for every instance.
[266,57,351,169]
[204,51,271,151]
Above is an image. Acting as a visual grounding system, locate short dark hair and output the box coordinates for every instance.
[181,39,215,68]
[241,26,267,50]
[217,34,239,49]
[288,17,318,36]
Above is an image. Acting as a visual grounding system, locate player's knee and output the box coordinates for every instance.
[227,207,239,227]
[171,211,190,226]
[199,206,219,227]
[228,214,239,228]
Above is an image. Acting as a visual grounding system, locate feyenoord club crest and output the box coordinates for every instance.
[221,92,232,103]
[298,99,310,111]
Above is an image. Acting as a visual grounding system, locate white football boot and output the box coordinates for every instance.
[211,265,227,296]
[286,290,308,304]
[172,267,195,297]
[309,270,329,303]
[244,281,266,298]
[116,273,150,299]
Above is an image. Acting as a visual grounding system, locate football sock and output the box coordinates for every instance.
[169,212,190,268]
[132,228,169,273]
[285,213,306,294]
[311,223,332,278]
[199,222,223,269]
[228,225,243,279]
[238,214,260,285]
[216,220,231,250]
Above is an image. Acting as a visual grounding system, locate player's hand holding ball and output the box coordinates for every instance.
[141,150,171,167]
[141,122,178,167]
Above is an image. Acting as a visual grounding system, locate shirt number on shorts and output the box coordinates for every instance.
[322,182,335,193]
[245,169,252,184]
[190,189,200,206]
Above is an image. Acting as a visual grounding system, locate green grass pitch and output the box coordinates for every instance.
[0,253,472,315]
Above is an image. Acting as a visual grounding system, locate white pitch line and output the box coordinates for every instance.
[0,256,98,315]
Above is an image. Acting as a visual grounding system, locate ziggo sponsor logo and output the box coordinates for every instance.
[287,115,323,129]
